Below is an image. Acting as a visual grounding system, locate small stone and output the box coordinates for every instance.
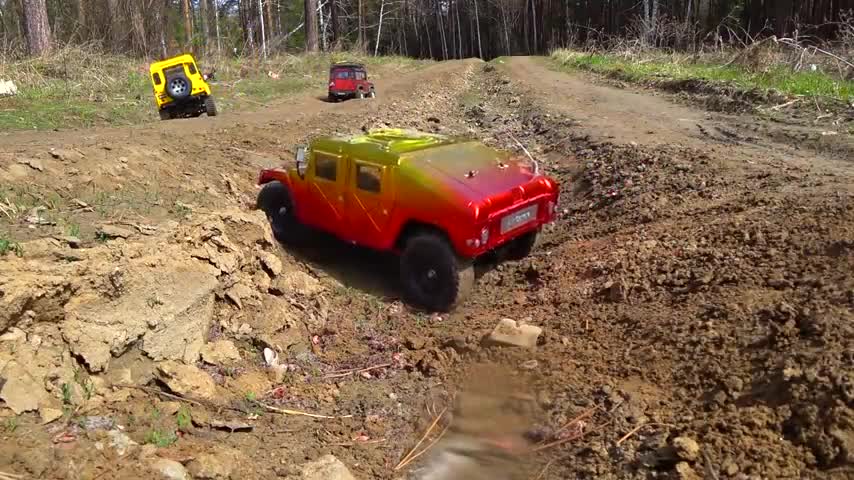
[63,236,82,248]
[96,225,133,239]
[152,458,191,480]
[672,436,700,462]
[157,361,218,400]
[39,407,64,424]
[520,359,539,370]
[486,318,542,349]
[108,429,138,456]
[270,270,323,296]
[258,252,283,277]
[188,453,233,479]
[404,335,427,350]
[299,454,355,480]
[674,462,701,480]
[200,340,242,366]
[722,459,739,476]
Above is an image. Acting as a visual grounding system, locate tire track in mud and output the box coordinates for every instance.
[429,62,854,480]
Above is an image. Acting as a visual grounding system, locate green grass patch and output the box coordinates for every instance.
[0,47,430,131]
[551,49,854,101]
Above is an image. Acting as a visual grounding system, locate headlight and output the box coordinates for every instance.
[480,227,490,245]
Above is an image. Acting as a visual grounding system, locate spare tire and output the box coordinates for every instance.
[166,75,192,100]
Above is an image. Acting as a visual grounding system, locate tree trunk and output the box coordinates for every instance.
[23,0,51,56]
[259,0,267,58]
[200,0,210,54]
[215,0,222,54]
[375,0,385,55]
[330,0,339,45]
[107,0,121,51]
[473,0,483,59]
[75,0,86,42]
[357,0,364,52]
[305,0,319,52]
[266,0,276,37]
[183,0,193,51]
[130,2,147,55]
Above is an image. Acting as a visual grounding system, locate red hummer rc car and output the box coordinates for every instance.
[328,62,376,102]
[256,129,560,312]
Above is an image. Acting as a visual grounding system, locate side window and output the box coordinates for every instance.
[355,163,382,193]
[153,73,162,85]
[355,71,366,80]
[314,153,338,181]
[187,63,197,75]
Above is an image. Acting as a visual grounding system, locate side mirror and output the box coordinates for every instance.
[295,146,308,178]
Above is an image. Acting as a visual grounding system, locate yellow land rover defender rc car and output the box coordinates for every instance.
[149,53,217,120]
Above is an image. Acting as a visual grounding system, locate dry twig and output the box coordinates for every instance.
[324,363,392,379]
[616,422,675,446]
[395,423,451,471]
[394,407,448,470]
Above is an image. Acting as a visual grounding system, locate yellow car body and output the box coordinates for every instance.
[148,53,217,120]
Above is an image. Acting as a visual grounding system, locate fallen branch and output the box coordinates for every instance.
[0,472,25,480]
[769,98,801,111]
[324,363,392,379]
[253,401,350,420]
[615,422,675,446]
[394,407,448,470]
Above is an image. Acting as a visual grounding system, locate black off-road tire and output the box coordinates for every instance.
[166,75,192,100]
[368,89,376,99]
[256,181,305,244]
[159,109,172,121]
[400,232,475,312]
[506,230,538,261]
[356,90,365,99]
[205,96,218,117]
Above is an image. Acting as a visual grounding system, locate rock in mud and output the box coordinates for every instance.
[39,406,64,424]
[187,447,244,479]
[297,454,355,480]
[258,251,283,277]
[151,458,191,480]
[485,319,542,349]
[0,360,49,414]
[107,429,138,456]
[673,462,701,480]
[157,361,218,400]
[671,436,700,462]
[201,340,242,366]
[63,266,217,372]
[270,270,323,297]
[96,224,134,240]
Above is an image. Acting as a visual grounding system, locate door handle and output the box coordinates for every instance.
[338,195,344,202]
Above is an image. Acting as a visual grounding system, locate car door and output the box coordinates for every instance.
[345,159,395,249]
[304,150,348,237]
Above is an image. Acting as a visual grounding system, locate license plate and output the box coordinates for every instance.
[500,204,538,234]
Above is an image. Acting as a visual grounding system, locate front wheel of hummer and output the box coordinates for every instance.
[256,181,304,245]
[400,233,475,312]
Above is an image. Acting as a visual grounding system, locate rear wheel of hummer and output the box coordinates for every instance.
[205,96,218,117]
[368,89,376,99]
[506,230,538,261]
[356,90,365,99]
[257,181,304,244]
[159,109,172,121]
[400,232,475,312]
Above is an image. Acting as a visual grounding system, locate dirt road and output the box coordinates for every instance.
[0,56,852,480]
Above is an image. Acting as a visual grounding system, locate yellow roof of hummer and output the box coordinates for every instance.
[149,54,198,74]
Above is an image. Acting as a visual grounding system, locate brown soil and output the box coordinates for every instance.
[0,56,852,480]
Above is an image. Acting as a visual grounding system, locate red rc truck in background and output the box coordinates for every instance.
[328,62,376,102]
[256,129,560,312]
